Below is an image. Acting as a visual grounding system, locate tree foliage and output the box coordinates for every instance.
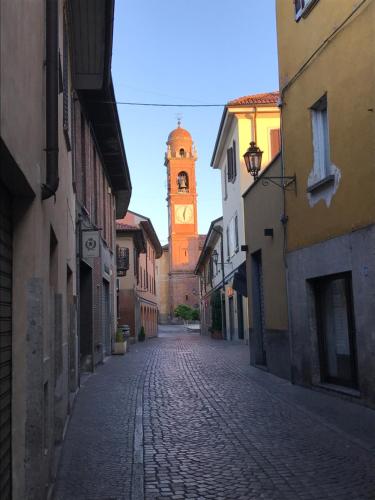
[174,304,199,321]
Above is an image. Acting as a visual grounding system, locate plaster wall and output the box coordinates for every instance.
[277,0,375,251]
[243,156,290,379]
[1,2,77,497]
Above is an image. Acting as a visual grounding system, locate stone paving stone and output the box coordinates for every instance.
[54,327,375,500]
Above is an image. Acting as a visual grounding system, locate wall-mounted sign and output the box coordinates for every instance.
[82,231,100,259]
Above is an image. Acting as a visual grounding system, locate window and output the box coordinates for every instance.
[226,216,238,259]
[223,165,228,200]
[177,171,189,192]
[62,9,71,151]
[312,273,358,389]
[179,148,185,157]
[234,215,239,253]
[270,129,281,159]
[311,95,330,181]
[227,143,237,183]
[295,0,318,20]
[80,113,87,206]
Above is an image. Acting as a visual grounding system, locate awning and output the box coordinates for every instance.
[232,262,248,297]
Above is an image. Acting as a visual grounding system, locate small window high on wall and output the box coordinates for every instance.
[294,0,318,20]
[270,129,281,160]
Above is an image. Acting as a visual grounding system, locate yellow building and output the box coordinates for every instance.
[211,92,281,343]
[277,0,375,406]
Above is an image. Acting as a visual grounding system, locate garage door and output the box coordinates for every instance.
[0,183,12,499]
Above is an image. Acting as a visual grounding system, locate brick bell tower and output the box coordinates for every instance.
[165,122,200,318]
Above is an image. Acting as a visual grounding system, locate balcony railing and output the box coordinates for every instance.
[117,246,129,276]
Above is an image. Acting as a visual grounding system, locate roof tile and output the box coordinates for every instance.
[228,91,280,106]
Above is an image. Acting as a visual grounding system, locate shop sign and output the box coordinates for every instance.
[82,231,100,259]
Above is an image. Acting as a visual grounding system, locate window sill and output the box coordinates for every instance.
[306,174,335,193]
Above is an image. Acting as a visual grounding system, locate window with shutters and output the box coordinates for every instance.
[62,10,71,151]
[80,113,87,206]
[270,129,281,159]
[232,140,237,180]
[223,164,228,200]
[294,0,319,20]
[227,144,236,183]
[311,94,330,181]
[234,214,239,253]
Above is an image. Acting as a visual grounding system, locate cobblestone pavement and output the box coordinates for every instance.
[54,326,375,500]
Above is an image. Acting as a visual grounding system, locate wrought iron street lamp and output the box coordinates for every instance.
[243,140,296,191]
[243,141,263,180]
[212,249,219,267]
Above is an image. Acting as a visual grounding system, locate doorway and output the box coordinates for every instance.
[237,293,244,340]
[0,182,12,498]
[251,251,267,366]
[313,273,358,389]
[79,261,93,371]
[102,280,110,357]
[228,296,235,340]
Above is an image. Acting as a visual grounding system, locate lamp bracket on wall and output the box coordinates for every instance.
[260,175,296,191]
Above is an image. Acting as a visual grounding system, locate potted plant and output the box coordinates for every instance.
[113,328,127,355]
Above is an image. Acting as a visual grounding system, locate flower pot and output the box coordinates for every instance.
[113,340,127,355]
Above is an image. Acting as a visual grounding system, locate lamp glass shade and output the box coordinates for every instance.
[212,249,218,266]
[243,141,263,178]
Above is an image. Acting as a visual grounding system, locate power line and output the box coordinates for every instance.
[90,100,226,108]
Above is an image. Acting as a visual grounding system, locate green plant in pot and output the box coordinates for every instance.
[138,326,146,342]
[113,328,127,355]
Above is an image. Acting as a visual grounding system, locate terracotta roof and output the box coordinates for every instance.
[167,126,192,143]
[228,91,280,106]
[116,222,139,231]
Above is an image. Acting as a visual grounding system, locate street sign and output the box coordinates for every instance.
[82,231,100,259]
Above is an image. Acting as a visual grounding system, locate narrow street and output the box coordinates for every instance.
[53,326,375,500]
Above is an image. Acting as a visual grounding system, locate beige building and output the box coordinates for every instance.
[194,217,225,338]
[277,0,375,406]
[0,2,131,498]
[242,154,289,379]
[117,211,162,339]
[156,245,170,323]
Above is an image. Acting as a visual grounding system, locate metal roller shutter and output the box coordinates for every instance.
[0,183,12,499]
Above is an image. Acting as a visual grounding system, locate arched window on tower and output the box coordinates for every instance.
[179,148,186,158]
[177,171,189,192]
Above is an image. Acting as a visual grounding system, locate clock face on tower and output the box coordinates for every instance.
[174,204,194,224]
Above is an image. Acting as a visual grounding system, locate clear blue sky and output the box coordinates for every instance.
[112,0,279,245]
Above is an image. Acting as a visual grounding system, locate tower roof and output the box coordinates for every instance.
[167,125,192,144]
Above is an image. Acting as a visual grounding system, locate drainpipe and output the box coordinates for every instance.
[42,0,59,200]
[279,97,295,384]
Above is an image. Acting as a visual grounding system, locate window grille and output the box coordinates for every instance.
[117,246,129,276]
